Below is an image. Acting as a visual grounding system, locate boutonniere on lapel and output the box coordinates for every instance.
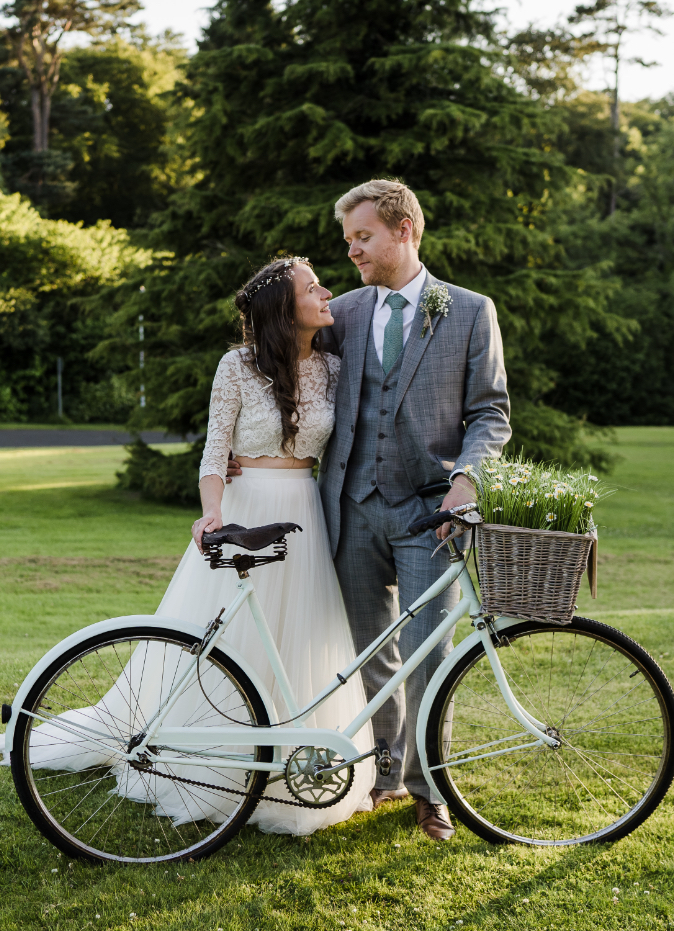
[419,284,452,337]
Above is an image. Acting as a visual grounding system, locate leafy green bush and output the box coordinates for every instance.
[507,399,616,472]
[116,438,203,506]
[0,190,151,422]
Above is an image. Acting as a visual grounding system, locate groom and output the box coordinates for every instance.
[318,180,511,840]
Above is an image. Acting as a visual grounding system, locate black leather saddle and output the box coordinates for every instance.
[202,522,302,552]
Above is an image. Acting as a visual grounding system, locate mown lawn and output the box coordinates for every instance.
[0,429,673,931]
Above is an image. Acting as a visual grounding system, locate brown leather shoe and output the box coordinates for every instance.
[370,788,410,810]
[415,799,455,840]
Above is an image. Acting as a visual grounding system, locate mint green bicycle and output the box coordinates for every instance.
[5,504,674,863]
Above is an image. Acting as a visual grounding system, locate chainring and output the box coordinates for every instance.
[284,746,354,808]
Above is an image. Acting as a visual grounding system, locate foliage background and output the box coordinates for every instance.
[0,190,151,423]
[1,0,673,500]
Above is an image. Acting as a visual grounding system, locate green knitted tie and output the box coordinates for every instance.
[382,292,407,375]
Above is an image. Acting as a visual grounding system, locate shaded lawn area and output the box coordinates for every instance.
[0,428,673,931]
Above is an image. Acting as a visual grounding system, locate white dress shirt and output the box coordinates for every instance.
[372,264,427,365]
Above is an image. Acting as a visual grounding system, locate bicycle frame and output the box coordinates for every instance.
[9,544,560,783]
[127,546,559,776]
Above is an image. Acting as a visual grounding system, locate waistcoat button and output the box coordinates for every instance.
[340,462,345,470]
[350,425,354,432]
[376,456,383,463]
[382,385,390,392]
[378,433,386,439]
[380,409,388,415]
[370,479,377,486]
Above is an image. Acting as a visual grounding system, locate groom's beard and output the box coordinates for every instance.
[357,241,403,288]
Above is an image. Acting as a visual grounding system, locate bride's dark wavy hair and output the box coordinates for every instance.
[234,256,329,456]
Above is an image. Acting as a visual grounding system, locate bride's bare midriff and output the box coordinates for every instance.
[236,455,316,469]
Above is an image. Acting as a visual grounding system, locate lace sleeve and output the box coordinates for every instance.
[199,351,243,484]
[326,353,341,404]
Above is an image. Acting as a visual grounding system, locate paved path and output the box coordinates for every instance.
[0,429,197,448]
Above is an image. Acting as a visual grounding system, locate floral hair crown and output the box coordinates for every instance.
[242,257,309,304]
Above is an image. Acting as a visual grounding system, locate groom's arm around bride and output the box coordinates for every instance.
[318,179,510,840]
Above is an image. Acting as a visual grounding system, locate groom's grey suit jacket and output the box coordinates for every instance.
[318,271,511,557]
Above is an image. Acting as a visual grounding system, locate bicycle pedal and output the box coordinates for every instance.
[374,738,394,777]
[378,753,392,777]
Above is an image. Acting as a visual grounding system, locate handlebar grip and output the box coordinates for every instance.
[408,510,455,536]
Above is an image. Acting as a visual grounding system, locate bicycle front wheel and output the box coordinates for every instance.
[426,616,674,845]
[11,627,272,863]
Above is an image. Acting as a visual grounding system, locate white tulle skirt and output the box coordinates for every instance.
[155,467,375,834]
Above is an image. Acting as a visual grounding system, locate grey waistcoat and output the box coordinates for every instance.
[343,326,415,506]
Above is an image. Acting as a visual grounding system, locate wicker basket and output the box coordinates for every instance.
[477,523,596,625]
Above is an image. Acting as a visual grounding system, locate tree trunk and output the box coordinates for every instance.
[41,86,51,152]
[30,86,45,151]
[608,39,621,216]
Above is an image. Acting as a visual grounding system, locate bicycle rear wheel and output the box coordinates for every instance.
[11,627,272,863]
[426,616,674,845]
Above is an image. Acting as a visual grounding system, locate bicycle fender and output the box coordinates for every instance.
[415,615,524,793]
[3,614,279,755]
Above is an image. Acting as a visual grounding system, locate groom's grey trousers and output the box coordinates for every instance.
[334,490,458,801]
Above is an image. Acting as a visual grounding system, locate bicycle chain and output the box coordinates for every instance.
[143,766,308,808]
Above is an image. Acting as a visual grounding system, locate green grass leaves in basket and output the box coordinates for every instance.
[469,457,614,535]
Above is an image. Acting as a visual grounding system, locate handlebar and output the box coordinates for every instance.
[408,502,482,537]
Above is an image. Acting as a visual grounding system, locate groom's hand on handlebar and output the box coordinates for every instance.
[437,474,476,540]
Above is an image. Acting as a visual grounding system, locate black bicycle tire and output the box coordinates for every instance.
[425,615,674,846]
[11,626,273,864]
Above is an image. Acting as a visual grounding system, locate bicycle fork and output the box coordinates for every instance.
[430,617,561,774]
[476,619,560,747]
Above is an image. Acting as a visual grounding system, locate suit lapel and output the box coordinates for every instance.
[345,287,377,422]
[394,271,446,416]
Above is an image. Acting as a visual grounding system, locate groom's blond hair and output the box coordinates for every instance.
[334,180,425,248]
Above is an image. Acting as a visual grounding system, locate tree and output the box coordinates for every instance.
[0,189,151,422]
[51,34,189,226]
[1,0,140,150]
[568,1,671,214]
[0,0,140,204]
[0,30,189,220]
[545,99,674,425]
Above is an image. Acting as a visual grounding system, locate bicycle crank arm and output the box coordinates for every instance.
[313,738,395,780]
[313,746,379,781]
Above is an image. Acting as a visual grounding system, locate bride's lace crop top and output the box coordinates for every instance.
[199,348,341,484]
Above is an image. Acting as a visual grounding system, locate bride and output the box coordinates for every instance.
[156,255,375,833]
[2,256,374,840]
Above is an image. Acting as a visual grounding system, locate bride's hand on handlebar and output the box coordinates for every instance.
[437,475,476,540]
[192,511,223,554]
